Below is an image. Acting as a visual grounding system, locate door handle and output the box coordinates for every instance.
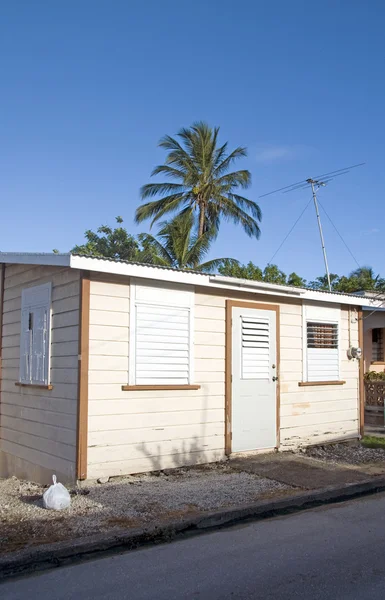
[272,376,278,382]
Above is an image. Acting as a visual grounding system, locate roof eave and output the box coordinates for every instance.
[0,252,71,268]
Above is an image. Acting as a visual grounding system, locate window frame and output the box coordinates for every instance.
[19,282,52,386]
[128,280,194,387]
[302,304,341,383]
[371,328,384,363]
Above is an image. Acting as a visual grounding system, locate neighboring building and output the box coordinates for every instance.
[0,253,369,485]
[353,292,385,374]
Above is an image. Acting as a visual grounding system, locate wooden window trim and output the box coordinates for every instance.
[15,382,53,390]
[371,361,385,365]
[298,380,346,387]
[122,384,201,391]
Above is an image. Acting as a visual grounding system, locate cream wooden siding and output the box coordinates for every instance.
[0,265,80,483]
[280,304,359,447]
[87,281,360,478]
[194,290,359,450]
[87,277,224,479]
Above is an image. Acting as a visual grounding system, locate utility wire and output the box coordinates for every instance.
[315,195,385,318]
[267,197,312,266]
[316,198,361,269]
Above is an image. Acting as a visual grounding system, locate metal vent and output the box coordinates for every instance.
[241,316,270,379]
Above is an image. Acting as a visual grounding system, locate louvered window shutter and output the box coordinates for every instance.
[20,309,32,383]
[31,307,49,384]
[306,322,339,381]
[135,304,190,385]
[241,316,270,379]
[20,283,51,385]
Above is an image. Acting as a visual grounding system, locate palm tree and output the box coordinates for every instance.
[347,266,385,292]
[138,212,237,272]
[135,121,262,239]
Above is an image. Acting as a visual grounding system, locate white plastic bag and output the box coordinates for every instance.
[43,475,71,510]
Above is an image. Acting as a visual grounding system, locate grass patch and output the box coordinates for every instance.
[361,435,385,449]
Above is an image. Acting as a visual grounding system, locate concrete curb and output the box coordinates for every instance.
[1,477,385,582]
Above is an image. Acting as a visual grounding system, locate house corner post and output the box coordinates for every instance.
[77,272,90,480]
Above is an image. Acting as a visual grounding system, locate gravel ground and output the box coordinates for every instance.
[0,464,288,555]
[305,444,385,465]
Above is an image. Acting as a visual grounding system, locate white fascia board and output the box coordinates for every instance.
[302,289,364,306]
[210,275,305,297]
[69,255,210,286]
[0,252,71,267]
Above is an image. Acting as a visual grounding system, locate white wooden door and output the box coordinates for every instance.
[231,306,277,452]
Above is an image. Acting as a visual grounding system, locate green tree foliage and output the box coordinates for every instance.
[136,121,262,239]
[308,267,385,293]
[287,272,307,287]
[72,216,141,262]
[72,219,384,293]
[217,260,263,280]
[139,212,236,272]
[308,273,340,291]
[218,260,305,287]
[262,264,287,285]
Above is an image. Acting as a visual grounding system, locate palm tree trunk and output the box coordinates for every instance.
[198,202,205,238]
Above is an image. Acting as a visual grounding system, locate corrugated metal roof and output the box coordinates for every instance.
[71,253,211,277]
[71,254,367,300]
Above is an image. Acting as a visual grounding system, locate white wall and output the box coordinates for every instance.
[0,264,80,484]
[280,303,360,447]
[86,278,360,479]
[87,277,224,479]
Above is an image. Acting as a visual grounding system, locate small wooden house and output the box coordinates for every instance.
[0,253,366,484]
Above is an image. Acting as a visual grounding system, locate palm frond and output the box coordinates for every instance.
[217,196,262,238]
[214,147,248,177]
[135,194,187,224]
[217,170,251,190]
[151,165,186,180]
[140,182,185,200]
[138,233,173,265]
[196,257,239,273]
[229,194,262,221]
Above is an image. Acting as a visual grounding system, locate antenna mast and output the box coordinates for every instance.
[308,179,331,291]
[259,163,365,291]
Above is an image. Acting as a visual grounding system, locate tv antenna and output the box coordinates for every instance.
[259,163,365,292]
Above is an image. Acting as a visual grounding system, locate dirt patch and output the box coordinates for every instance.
[305,444,385,465]
[0,465,289,556]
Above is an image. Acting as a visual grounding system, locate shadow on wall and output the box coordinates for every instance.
[135,393,222,472]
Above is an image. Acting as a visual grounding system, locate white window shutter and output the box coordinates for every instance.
[20,283,51,385]
[20,309,32,383]
[31,307,48,384]
[135,304,190,385]
[306,322,339,382]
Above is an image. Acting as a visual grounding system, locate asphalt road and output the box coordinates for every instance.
[3,493,385,599]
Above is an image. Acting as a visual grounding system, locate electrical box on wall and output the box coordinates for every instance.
[347,347,362,360]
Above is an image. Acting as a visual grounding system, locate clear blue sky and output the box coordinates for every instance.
[1,0,384,281]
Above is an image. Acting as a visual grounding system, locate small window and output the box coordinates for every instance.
[307,322,338,349]
[306,321,339,382]
[372,328,384,362]
[20,283,51,385]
